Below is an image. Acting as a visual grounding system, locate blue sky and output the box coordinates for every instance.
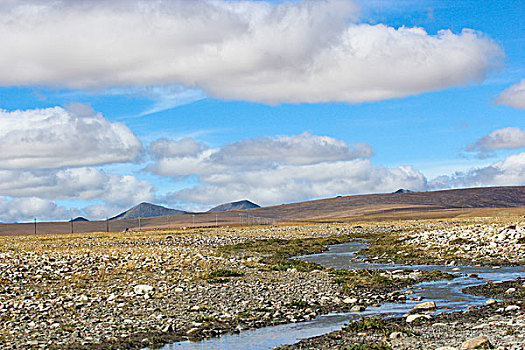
[0,0,524,222]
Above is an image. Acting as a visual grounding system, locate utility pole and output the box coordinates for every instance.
[34,218,36,235]
[139,217,141,230]
[70,218,73,234]
[192,214,195,227]
[106,217,109,232]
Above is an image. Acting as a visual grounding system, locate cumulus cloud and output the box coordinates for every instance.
[148,133,426,206]
[468,127,525,156]
[82,204,133,221]
[0,168,156,207]
[0,0,501,104]
[429,152,525,190]
[0,197,79,223]
[211,133,374,167]
[496,79,525,109]
[172,160,427,207]
[150,138,209,159]
[0,105,142,169]
[148,132,374,176]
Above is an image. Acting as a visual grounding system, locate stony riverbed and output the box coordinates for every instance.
[284,280,525,350]
[0,219,523,349]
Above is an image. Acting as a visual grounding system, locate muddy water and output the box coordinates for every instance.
[157,241,525,350]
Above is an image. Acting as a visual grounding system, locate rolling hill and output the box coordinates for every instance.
[109,202,186,220]
[208,200,260,212]
[2,186,525,235]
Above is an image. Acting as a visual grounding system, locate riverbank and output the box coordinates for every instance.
[281,284,525,350]
[362,219,525,266]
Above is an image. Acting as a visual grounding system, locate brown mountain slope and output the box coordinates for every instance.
[246,186,525,221]
[1,186,524,235]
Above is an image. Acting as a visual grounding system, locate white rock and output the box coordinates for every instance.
[389,331,403,339]
[343,297,358,304]
[406,314,431,323]
[431,323,447,328]
[134,284,155,295]
[414,301,437,310]
[505,305,520,312]
[472,323,489,329]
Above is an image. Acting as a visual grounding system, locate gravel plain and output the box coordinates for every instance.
[0,219,523,350]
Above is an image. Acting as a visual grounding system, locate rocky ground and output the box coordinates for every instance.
[361,219,525,266]
[0,218,524,350]
[0,224,431,350]
[282,300,525,350]
[279,219,525,350]
[401,222,525,266]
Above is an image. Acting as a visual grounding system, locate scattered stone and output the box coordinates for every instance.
[406,314,432,323]
[343,297,358,304]
[485,299,497,306]
[504,305,520,312]
[389,331,403,339]
[461,335,491,349]
[414,301,437,310]
[350,305,366,312]
[134,284,155,295]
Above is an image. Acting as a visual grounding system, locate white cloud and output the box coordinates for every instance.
[172,160,427,207]
[148,132,374,176]
[105,85,206,117]
[0,168,156,207]
[148,133,425,206]
[82,204,130,220]
[0,197,79,223]
[468,127,525,155]
[0,0,501,104]
[211,133,374,166]
[150,138,209,159]
[430,152,525,189]
[496,79,525,109]
[0,105,142,169]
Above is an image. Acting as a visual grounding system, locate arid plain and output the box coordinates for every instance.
[1,188,525,349]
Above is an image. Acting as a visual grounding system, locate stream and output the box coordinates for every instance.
[156,241,525,350]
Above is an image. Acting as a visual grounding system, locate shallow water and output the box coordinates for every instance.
[155,241,525,350]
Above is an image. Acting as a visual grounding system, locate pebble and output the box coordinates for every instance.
[134,285,155,295]
[406,314,432,323]
[461,335,491,349]
[414,301,437,310]
[505,305,520,312]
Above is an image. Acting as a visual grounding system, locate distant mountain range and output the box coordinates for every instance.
[109,199,261,220]
[70,217,89,222]
[208,200,260,212]
[393,189,414,194]
[110,202,186,220]
[2,186,525,235]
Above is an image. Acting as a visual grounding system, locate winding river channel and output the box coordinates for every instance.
[158,241,525,350]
